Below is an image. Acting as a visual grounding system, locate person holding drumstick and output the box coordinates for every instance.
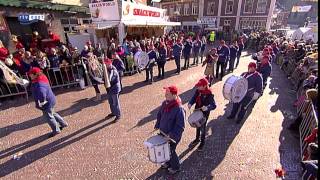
[187,78,216,151]
[154,86,185,174]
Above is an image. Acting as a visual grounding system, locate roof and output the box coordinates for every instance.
[0,0,89,13]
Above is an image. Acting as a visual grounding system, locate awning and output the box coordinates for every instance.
[122,20,147,26]
[96,21,120,29]
[146,21,181,26]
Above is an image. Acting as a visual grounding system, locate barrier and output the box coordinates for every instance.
[0,80,28,100]
[43,65,82,89]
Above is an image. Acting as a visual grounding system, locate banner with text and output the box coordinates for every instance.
[89,0,120,22]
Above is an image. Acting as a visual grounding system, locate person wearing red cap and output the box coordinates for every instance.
[257,56,272,89]
[187,78,216,151]
[28,67,68,138]
[227,62,263,123]
[216,40,230,81]
[112,52,125,90]
[104,58,122,122]
[154,85,185,174]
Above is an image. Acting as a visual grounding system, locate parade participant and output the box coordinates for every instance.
[172,39,183,74]
[145,45,157,84]
[105,59,122,122]
[187,78,216,151]
[216,40,230,80]
[227,62,263,123]
[157,42,167,79]
[200,36,207,63]
[183,37,193,70]
[28,67,68,138]
[192,37,202,66]
[0,40,9,62]
[202,48,218,87]
[257,56,272,89]
[112,53,125,90]
[228,41,239,72]
[154,85,185,174]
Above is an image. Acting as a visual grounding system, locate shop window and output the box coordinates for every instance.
[207,2,215,15]
[176,4,182,15]
[225,0,234,14]
[61,19,69,25]
[169,5,174,16]
[69,18,78,24]
[83,19,92,24]
[256,0,267,13]
[63,27,70,32]
[244,0,253,14]
[224,20,231,26]
[192,3,198,15]
[184,3,189,15]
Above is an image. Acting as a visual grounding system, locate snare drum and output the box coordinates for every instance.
[223,75,248,103]
[188,110,206,128]
[144,135,170,164]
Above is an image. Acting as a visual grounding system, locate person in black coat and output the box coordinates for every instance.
[187,78,216,151]
[228,41,239,72]
[157,42,167,79]
[257,56,272,89]
[145,45,157,84]
[236,38,244,68]
[227,62,263,123]
[183,38,193,70]
[216,40,230,80]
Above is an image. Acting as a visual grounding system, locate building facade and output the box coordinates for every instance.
[159,0,276,32]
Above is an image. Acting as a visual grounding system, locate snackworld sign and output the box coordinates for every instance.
[133,9,160,17]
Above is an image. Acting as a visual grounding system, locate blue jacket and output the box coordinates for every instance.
[201,42,206,52]
[217,45,230,62]
[155,101,185,143]
[158,47,167,62]
[112,59,125,73]
[258,63,272,82]
[107,65,121,94]
[172,43,183,57]
[188,90,216,117]
[241,71,263,97]
[31,80,56,111]
[48,55,60,68]
[183,41,193,55]
[147,50,157,67]
[193,40,202,54]
[229,45,239,58]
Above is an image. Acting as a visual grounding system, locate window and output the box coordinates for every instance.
[225,0,234,14]
[169,5,175,15]
[224,20,231,26]
[244,0,254,14]
[207,2,215,15]
[192,3,198,15]
[184,3,189,15]
[256,0,267,13]
[176,4,182,15]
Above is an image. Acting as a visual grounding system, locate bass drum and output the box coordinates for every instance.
[134,51,149,70]
[223,75,248,103]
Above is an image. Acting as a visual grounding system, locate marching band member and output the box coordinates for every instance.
[28,67,68,138]
[172,39,183,74]
[112,53,125,90]
[154,85,185,174]
[192,36,202,66]
[202,48,218,87]
[104,59,122,122]
[227,62,263,124]
[228,41,239,72]
[157,42,167,79]
[257,56,272,89]
[216,40,230,81]
[145,45,157,84]
[187,78,216,151]
[183,37,193,70]
[235,37,244,68]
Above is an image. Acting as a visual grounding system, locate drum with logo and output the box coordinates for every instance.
[223,75,248,103]
[144,135,171,164]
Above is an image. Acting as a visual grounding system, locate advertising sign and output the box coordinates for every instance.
[18,14,45,25]
[89,0,120,22]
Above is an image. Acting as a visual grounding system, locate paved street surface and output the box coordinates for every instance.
[0,52,301,179]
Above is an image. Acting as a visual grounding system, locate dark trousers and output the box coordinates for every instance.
[43,108,68,133]
[168,142,180,170]
[93,84,100,94]
[157,61,166,77]
[145,65,154,82]
[193,52,200,64]
[200,51,205,63]
[174,55,181,73]
[229,57,236,72]
[195,113,209,143]
[229,95,253,121]
[236,53,241,68]
[183,54,190,69]
[216,61,226,80]
[108,93,121,117]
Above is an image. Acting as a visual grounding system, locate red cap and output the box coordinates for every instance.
[195,78,209,87]
[248,62,257,69]
[28,67,41,75]
[104,58,112,65]
[163,85,178,95]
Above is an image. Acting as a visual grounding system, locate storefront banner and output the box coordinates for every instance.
[122,1,166,24]
[18,14,45,25]
[89,0,120,22]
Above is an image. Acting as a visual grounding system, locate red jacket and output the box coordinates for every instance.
[0,47,9,62]
[15,42,24,50]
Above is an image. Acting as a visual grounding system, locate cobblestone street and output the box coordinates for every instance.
[0,52,301,179]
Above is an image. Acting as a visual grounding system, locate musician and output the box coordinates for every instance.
[154,85,185,174]
[227,62,263,123]
[200,36,207,63]
[172,39,183,74]
[202,48,218,87]
[216,40,230,81]
[228,41,239,72]
[112,53,125,90]
[183,37,193,70]
[192,37,202,66]
[145,45,157,84]
[187,78,216,151]
[257,56,272,89]
[28,67,68,138]
[157,42,167,79]
[104,59,122,122]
